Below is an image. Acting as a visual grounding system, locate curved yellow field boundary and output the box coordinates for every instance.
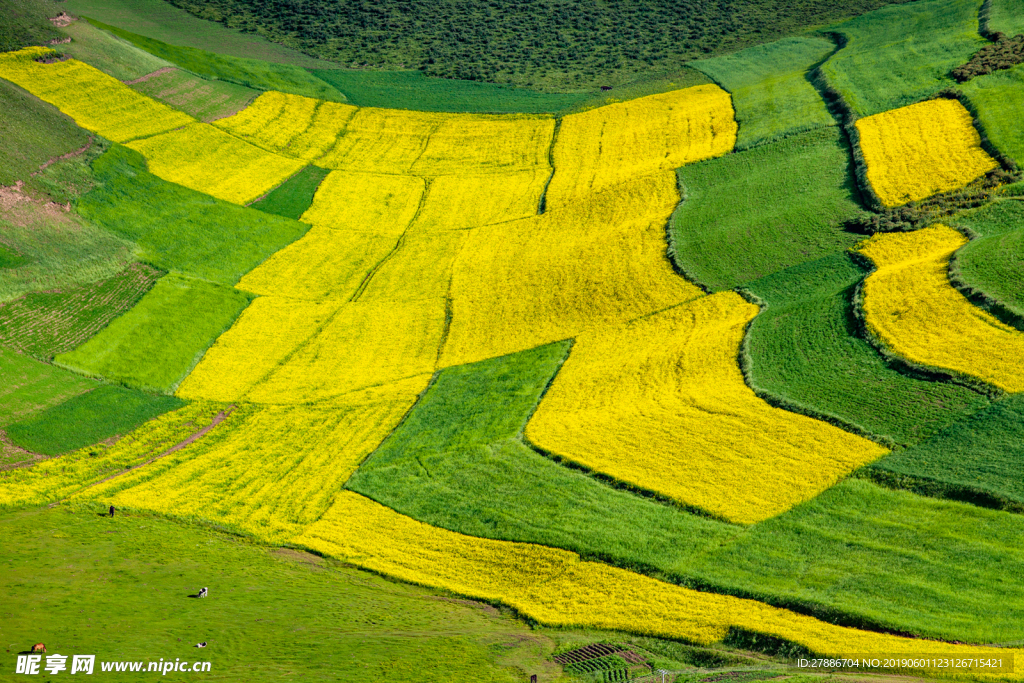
[858,224,1024,392]
[526,292,888,524]
[856,98,998,207]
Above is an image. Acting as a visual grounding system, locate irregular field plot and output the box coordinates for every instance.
[0,347,95,427]
[744,253,989,445]
[298,170,424,233]
[56,274,253,393]
[961,63,1024,166]
[545,85,737,209]
[0,262,161,359]
[126,122,306,205]
[856,98,998,206]
[858,224,1024,392]
[689,37,836,148]
[526,293,888,524]
[952,199,1024,319]
[250,164,331,220]
[0,48,193,143]
[129,67,258,122]
[214,90,356,158]
[672,126,862,291]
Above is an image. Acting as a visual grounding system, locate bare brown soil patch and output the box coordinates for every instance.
[49,13,74,27]
[0,429,46,471]
[0,182,73,228]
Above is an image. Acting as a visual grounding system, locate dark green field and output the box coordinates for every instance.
[77,146,310,286]
[251,164,330,220]
[5,385,184,456]
[743,253,990,445]
[671,127,863,291]
[0,0,60,51]
[951,198,1024,322]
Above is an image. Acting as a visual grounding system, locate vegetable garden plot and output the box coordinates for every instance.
[856,98,999,206]
[858,224,1024,392]
[526,293,888,524]
[0,48,193,143]
[545,85,737,210]
[127,122,305,205]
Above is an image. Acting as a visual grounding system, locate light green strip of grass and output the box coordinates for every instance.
[671,126,863,291]
[56,18,172,81]
[5,384,184,455]
[76,145,310,286]
[951,198,1024,319]
[689,36,836,149]
[822,0,988,117]
[251,164,330,220]
[743,252,989,445]
[0,347,96,427]
[54,274,252,393]
[961,63,1024,166]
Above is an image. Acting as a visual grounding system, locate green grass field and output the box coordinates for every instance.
[0,347,95,427]
[0,262,162,360]
[961,63,1024,166]
[55,275,252,393]
[5,385,184,456]
[670,127,863,291]
[869,394,1024,509]
[251,164,330,220]
[0,0,61,52]
[689,37,837,149]
[56,17,171,81]
[952,199,1024,321]
[129,66,258,122]
[77,145,310,286]
[822,0,988,117]
[988,0,1024,35]
[743,253,991,445]
[86,18,348,102]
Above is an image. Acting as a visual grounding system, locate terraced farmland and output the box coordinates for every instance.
[5,0,1024,679]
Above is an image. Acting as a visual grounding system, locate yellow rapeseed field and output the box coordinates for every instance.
[127,122,306,205]
[858,224,1024,392]
[0,47,193,143]
[441,173,704,366]
[856,99,999,206]
[411,170,551,231]
[526,292,888,524]
[408,114,554,175]
[357,231,467,302]
[315,107,446,173]
[545,85,736,210]
[298,170,424,233]
[296,492,1024,670]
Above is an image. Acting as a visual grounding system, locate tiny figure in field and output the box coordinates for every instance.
[31,644,46,654]
[109,505,115,518]
[195,642,207,648]
[198,587,208,598]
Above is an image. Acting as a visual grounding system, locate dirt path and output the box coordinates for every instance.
[33,137,94,176]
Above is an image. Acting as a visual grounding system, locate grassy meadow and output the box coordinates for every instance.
[961,63,1024,166]
[951,199,1024,321]
[0,347,95,427]
[671,127,863,291]
[989,0,1024,35]
[129,67,258,122]
[57,17,171,81]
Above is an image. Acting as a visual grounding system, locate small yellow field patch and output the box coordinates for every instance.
[412,170,551,231]
[858,224,1024,391]
[357,231,467,302]
[316,107,446,173]
[856,99,999,206]
[526,292,888,524]
[299,170,424,233]
[408,114,554,175]
[127,122,306,205]
[0,47,193,143]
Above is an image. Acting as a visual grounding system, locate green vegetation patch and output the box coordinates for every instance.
[822,0,989,117]
[671,126,863,291]
[0,347,95,427]
[0,262,162,359]
[311,69,585,114]
[0,0,61,52]
[743,252,990,445]
[86,18,347,102]
[689,37,836,149]
[5,385,184,456]
[951,199,1024,321]
[56,17,171,81]
[870,395,1024,508]
[348,342,740,572]
[251,164,330,220]
[55,274,252,393]
[77,145,310,285]
[128,66,258,122]
[961,63,1024,166]
[989,0,1024,36]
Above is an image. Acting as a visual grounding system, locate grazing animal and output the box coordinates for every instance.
[198,587,208,598]
[31,644,46,653]
[600,85,613,91]
[109,505,115,517]
[195,642,207,648]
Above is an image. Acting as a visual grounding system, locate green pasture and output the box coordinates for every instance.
[961,63,1024,166]
[5,385,183,456]
[870,394,1024,509]
[0,262,161,360]
[0,0,60,52]
[56,18,171,81]
[128,67,258,122]
[251,164,330,220]
[671,127,862,291]
[0,505,583,682]
[952,199,1024,321]
[84,18,347,102]
[689,37,836,148]
[77,145,310,286]
[55,274,252,393]
[0,347,95,427]
[988,0,1024,35]
[822,0,988,117]
[743,253,990,445]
